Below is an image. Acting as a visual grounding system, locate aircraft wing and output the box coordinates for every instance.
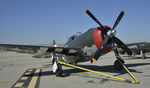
[0,44,43,49]
[125,42,150,50]
[46,46,79,55]
[125,42,147,46]
[139,43,150,51]
[118,42,150,55]
[0,44,79,57]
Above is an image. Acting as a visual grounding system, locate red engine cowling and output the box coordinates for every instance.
[93,25,112,54]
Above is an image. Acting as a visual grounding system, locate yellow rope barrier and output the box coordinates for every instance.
[57,61,139,84]
[117,57,139,84]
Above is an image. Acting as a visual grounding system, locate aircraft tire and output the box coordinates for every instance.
[55,63,62,77]
[114,60,124,70]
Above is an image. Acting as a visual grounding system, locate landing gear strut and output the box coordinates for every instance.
[55,62,62,77]
[51,52,63,78]
[53,61,63,77]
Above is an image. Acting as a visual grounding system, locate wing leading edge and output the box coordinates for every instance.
[0,44,80,56]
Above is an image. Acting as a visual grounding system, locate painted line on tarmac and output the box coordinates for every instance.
[0,81,10,86]
[28,68,41,88]
[11,68,41,88]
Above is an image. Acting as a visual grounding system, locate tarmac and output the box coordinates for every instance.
[0,51,150,88]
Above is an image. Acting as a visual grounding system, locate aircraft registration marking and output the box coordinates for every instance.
[12,68,41,88]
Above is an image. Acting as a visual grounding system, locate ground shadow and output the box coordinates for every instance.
[24,62,150,83]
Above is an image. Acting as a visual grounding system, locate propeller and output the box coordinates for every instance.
[112,10,125,30]
[85,8,104,28]
[112,36,134,56]
[84,8,134,63]
[91,36,110,63]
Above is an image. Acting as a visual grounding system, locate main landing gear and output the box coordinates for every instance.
[113,49,125,70]
[51,52,63,78]
[53,61,62,77]
[114,58,125,70]
[50,50,139,84]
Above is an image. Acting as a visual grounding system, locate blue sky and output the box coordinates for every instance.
[0,0,150,45]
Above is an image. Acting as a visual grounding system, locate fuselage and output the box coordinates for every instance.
[63,26,113,63]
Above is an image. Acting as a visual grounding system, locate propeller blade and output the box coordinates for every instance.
[112,36,134,56]
[91,37,109,63]
[112,10,125,30]
[84,8,104,28]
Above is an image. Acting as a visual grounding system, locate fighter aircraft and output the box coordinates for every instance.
[119,42,150,58]
[0,9,134,77]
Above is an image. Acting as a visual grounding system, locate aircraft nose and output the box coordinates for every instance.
[93,26,111,48]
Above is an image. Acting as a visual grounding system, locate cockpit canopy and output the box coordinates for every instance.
[66,32,82,44]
